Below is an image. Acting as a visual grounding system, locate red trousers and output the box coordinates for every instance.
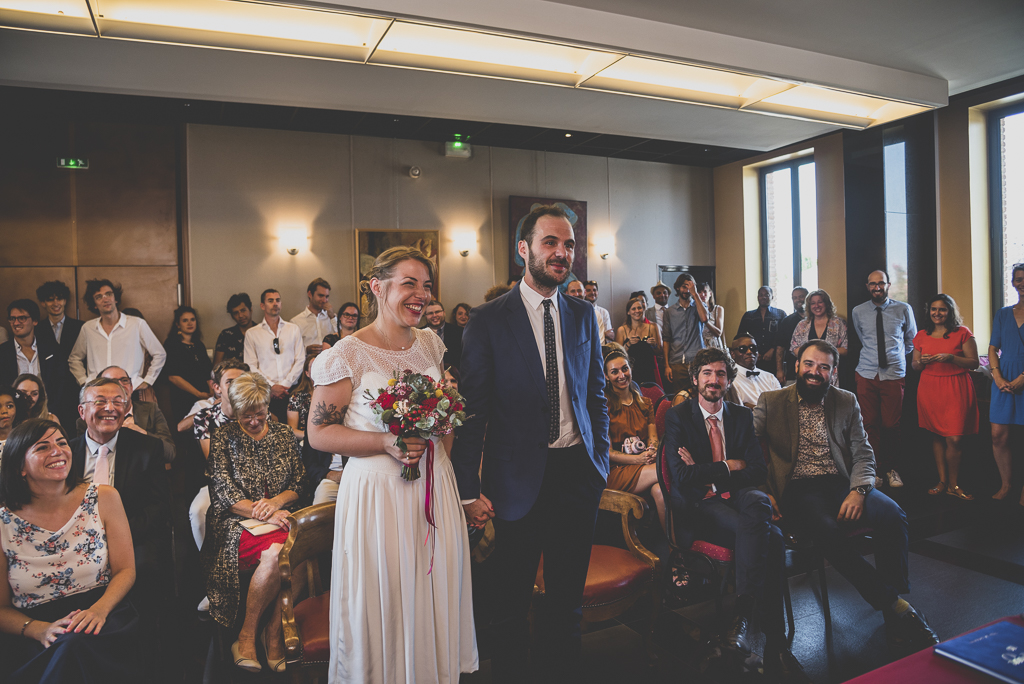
[855,374,905,473]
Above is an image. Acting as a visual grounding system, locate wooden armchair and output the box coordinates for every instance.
[534,489,661,658]
[279,502,336,683]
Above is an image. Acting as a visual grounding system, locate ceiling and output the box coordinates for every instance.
[1,0,1022,155]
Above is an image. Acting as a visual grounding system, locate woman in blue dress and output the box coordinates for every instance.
[990,263,1024,502]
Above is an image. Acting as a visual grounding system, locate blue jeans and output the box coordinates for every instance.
[782,475,909,610]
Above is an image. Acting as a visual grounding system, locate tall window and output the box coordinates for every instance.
[761,158,817,299]
[883,127,909,303]
[991,102,1024,307]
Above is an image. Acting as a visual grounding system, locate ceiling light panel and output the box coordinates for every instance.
[0,0,95,36]
[580,55,793,108]
[745,85,931,127]
[369,21,620,87]
[93,0,389,62]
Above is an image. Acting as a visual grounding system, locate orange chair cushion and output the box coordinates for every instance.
[690,540,734,562]
[535,546,653,607]
[293,591,331,664]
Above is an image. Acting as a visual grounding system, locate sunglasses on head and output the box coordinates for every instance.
[273,338,280,354]
[733,345,758,354]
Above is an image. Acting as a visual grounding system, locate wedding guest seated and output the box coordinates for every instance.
[287,354,317,441]
[337,302,360,339]
[0,419,141,684]
[70,378,171,591]
[604,350,666,528]
[0,387,27,453]
[728,336,781,409]
[200,372,306,673]
[14,374,60,425]
[76,366,175,464]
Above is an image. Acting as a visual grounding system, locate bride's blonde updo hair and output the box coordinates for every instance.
[359,246,436,322]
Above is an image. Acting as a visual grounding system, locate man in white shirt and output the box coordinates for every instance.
[646,282,671,337]
[244,288,305,419]
[68,279,166,393]
[729,334,782,409]
[583,280,614,341]
[291,277,337,351]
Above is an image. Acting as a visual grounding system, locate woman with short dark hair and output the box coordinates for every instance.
[0,419,139,683]
[912,294,979,500]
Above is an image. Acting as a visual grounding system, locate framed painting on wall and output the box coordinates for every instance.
[508,196,587,291]
[356,229,440,320]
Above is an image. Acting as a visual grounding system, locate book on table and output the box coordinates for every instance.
[935,620,1024,683]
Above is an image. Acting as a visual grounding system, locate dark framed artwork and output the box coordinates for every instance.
[356,229,440,319]
[508,196,587,291]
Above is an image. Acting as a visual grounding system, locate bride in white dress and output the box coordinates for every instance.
[308,246,478,683]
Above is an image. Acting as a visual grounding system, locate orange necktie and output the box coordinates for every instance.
[705,416,730,500]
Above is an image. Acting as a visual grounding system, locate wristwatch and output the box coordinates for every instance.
[854,484,873,496]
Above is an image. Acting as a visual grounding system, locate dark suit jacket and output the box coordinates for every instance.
[451,282,610,521]
[35,316,85,363]
[662,398,767,517]
[440,322,463,370]
[70,427,171,552]
[0,335,62,397]
[77,400,175,463]
[753,383,876,499]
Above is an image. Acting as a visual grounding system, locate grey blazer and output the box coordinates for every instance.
[752,383,875,499]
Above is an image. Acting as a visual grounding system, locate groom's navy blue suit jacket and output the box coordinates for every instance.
[451,282,610,521]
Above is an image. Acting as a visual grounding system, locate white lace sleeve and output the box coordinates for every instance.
[311,338,353,387]
[419,328,447,369]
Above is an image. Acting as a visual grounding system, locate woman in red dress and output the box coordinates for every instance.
[911,294,979,500]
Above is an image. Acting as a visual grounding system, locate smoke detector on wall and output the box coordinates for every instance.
[408,166,422,179]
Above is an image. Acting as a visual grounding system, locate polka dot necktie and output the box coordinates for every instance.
[543,299,560,444]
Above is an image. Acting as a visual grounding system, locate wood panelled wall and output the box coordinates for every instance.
[0,111,181,340]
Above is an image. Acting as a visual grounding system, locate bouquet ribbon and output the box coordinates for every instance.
[423,438,437,574]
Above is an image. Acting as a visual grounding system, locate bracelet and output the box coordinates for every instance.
[21,618,33,637]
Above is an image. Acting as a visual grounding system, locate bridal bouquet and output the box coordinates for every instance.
[365,369,467,482]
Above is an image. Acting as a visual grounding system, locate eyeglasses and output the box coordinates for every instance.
[7,315,30,324]
[273,338,280,354]
[111,376,133,386]
[240,410,269,422]
[340,312,359,319]
[733,345,758,354]
[83,398,127,409]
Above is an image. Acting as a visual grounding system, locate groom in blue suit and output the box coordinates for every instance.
[452,205,609,683]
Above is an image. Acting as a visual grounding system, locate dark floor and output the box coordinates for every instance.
[161,433,1024,684]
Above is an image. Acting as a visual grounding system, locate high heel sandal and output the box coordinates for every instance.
[927,482,946,495]
[947,485,974,501]
[261,627,287,673]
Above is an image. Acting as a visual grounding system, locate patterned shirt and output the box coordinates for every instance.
[288,390,311,432]
[792,399,839,479]
[214,325,248,362]
[193,402,231,442]
[1,484,111,609]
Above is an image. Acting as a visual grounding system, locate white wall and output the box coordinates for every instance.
[187,124,713,334]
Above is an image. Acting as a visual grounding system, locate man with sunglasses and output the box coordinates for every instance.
[243,288,304,420]
[729,334,782,409]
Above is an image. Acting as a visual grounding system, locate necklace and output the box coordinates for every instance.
[377,320,414,351]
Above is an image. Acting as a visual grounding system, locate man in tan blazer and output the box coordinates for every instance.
[754,339,939,656]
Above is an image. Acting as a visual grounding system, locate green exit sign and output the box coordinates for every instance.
[57,158,89,169]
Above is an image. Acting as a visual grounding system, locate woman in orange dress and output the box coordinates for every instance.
[911,294,979,500]
[604,350,665,528]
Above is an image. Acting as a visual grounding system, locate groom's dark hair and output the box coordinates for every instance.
[520,205,570,247]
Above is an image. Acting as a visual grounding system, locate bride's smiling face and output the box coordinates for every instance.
[374,259,433,328]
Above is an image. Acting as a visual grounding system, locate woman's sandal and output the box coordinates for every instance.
[928,482,947,495]
[947,485,974,501]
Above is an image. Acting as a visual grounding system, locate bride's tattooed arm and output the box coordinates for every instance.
[310,401,348,427]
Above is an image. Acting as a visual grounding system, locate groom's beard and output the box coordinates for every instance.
[796,372,829,403]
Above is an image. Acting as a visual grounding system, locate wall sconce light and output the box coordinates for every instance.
[454,231,476,257]
[279,227,308,256]
[595,234,615,260]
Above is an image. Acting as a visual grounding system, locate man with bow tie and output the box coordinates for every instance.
[729,334,782,409]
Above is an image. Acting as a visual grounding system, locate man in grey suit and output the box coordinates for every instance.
[754,339,939,656]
